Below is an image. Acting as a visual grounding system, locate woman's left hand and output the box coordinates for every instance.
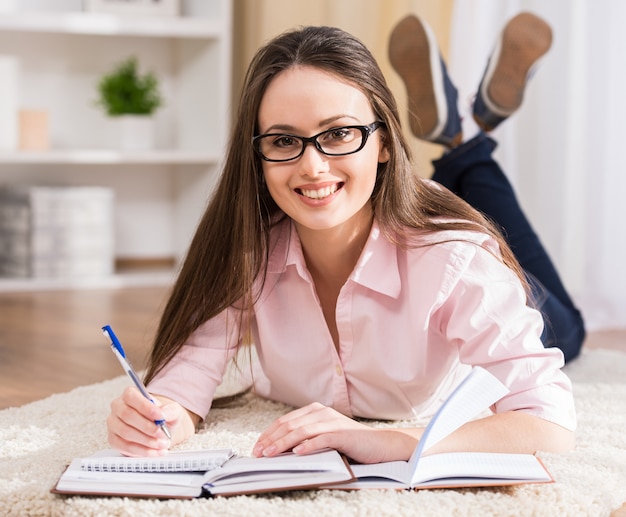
[252,402,419,464]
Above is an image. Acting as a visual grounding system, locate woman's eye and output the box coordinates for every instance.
[273,136,299,148]
[323,128,355,143]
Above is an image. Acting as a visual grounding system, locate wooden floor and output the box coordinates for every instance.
[0,286,170,409]
[0,286,625,516]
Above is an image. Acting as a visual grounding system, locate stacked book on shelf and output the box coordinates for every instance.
[0,185,114,278]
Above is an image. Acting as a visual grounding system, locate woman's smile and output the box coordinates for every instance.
[296,182,344,201]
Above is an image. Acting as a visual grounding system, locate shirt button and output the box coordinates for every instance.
[335,364,343,376]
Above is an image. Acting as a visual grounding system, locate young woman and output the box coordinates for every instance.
[107,17,581,464]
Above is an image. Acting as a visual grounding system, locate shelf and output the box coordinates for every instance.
[0,149,220,165]
[0,12,224,38]
[0,269,176,293]
[0,1,231,290]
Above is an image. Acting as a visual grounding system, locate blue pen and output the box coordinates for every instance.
[102,325,172,440]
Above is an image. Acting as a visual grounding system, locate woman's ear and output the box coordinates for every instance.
[378,131,391,164]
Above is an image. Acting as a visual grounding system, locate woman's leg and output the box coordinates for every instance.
[389,13,585,362]
[431,134,585,362]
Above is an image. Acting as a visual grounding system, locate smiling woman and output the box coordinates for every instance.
[104,24,578,465]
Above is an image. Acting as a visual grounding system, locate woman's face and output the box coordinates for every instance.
[257,65,389,234]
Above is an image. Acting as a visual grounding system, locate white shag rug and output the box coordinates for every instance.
[1,347,625,517]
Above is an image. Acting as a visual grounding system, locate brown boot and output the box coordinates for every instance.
[473,12,553,131]
[389,15,462,147]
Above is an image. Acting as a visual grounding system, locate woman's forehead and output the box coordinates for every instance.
[258,65,373,131]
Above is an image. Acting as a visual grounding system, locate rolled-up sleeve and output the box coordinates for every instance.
[434,241,577,431]
[147,307,242,420]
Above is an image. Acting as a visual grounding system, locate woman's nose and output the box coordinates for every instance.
[297,143,330,176]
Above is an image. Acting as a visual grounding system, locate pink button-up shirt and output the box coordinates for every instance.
[149,218,576,431]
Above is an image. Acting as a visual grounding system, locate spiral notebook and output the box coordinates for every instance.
[80,448,235,473]
[53,449,354,498]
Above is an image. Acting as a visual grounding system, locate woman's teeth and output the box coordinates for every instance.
[300,184,338,199]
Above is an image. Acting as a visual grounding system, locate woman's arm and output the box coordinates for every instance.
[252,403,421,463]
[426,410,575,455]
[252,402,574,464]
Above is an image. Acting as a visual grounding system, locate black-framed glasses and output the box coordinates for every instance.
[252,121,384,162]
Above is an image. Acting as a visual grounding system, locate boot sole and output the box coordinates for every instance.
[388,15,442,139]
[486,12,553,113]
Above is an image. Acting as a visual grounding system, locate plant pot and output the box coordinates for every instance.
[118,115,155,151]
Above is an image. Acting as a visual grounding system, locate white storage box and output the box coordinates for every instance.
[0,185,115,278]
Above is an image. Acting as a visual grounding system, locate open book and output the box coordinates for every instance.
[53,449,354,498]
[330,367,553,490]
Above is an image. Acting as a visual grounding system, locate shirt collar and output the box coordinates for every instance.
[267,218,401,298]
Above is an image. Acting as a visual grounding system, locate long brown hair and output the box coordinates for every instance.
[144,25,527,384]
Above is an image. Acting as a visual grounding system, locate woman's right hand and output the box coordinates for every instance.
[107,386,198,457]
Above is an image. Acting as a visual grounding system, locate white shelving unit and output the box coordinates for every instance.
[0,1,232,291]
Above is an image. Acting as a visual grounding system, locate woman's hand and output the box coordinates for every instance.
[252,402,420,464]
[107,387,198,457]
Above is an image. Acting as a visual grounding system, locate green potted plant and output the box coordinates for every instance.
[96,56,163,150]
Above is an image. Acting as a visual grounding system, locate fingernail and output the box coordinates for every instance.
[262,445,276,457]
[252,444,263,457]
[293,444,303,454]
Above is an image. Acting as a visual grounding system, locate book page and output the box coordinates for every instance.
[334,452,551,490]
[347,460,412,485]
[411,452,552,486]
[414,367,508,457]
[202,450,349,484]
[202,450,354,496]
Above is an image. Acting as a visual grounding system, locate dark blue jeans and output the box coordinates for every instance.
[431,132,585,362]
